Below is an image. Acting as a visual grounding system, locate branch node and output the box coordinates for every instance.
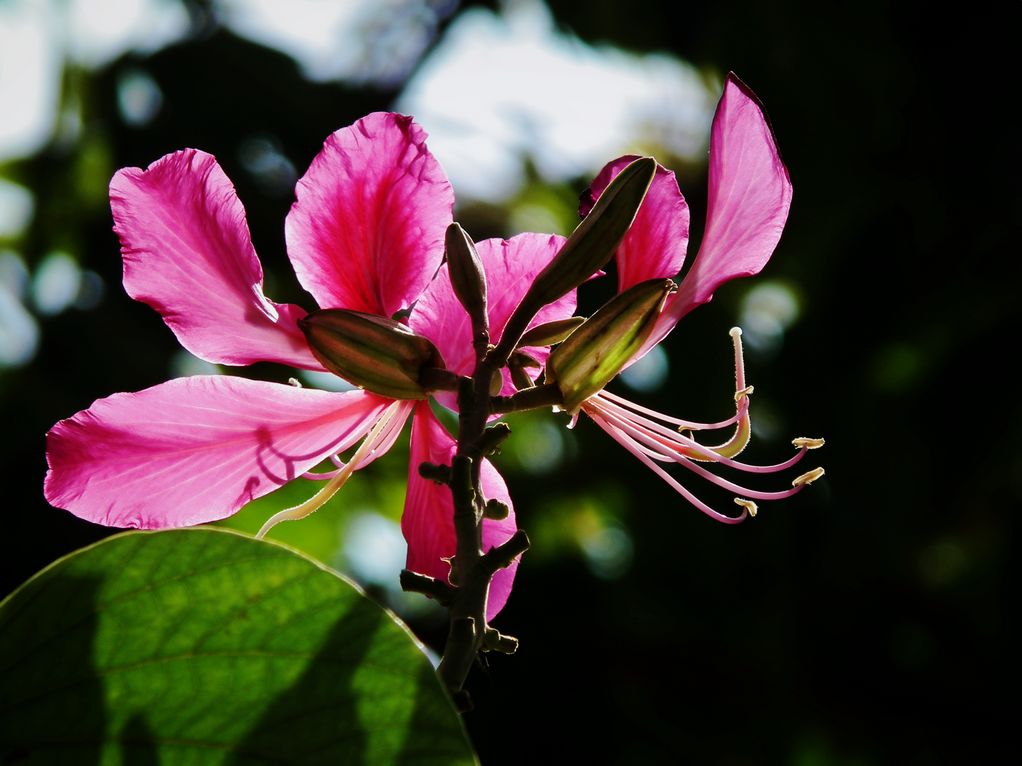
[417,461,451,484]
[473,422,511,456]
[481,529,530,575]
[483,498,510,520]
[482,627,520,655]
[399,569,456,606]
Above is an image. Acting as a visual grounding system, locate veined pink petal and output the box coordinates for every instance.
[45,377,391,529]
[410,233,574,407]
[402,404,518,621]
[111,150,320,369]
[286,113,454,317]
[666,73,793,326]
[580,156,689,292]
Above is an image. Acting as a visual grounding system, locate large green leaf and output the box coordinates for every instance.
[0,528,475,765]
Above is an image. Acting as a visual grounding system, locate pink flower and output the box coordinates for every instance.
[572,73,823,521]
[44,113,575,618]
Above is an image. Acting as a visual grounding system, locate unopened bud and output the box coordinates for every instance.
[300,309,443,400]
[509,350,540,390]
[547,278,673,413]
[445,222,488,329]
[521,157,656,310]
[518,316,586,348]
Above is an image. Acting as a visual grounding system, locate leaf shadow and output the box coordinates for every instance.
[0,573,105,766]
[119,714,158,766]
[227,594,382,765]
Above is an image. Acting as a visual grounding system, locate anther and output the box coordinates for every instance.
[734,385,754,402]
[734,498,758,517]
[792,437,825,450]
[288,377,302,387]
[792,467,825,487]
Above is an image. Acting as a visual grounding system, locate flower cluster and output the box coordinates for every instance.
[44,74,821,620]
[557,74,824,522]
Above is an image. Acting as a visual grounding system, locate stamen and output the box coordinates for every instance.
[256,401,406,538]
[587,395,807,473]
[302,463,345,480]
[734,498,758,517]
[793,467,825,487]
[288,377,302,387]
[599,390,745,431]
[792,437,825,450]
[301,451,351,480]
[591,410,748,524]
[674,449,806,501]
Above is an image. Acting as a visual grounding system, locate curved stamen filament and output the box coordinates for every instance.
[590,409,748,524]
[579,325,823,522]
[597,326,753,458]
[590,403,808,501]
[591,393,748,461]
[599,389,746,431]
[256,400,408,538]
[302,454,347,480]
[588,394,806,474]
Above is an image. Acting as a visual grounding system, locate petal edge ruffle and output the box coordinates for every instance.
[667,74,793,327]
[111,150,320,369]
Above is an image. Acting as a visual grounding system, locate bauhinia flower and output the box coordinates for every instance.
[43,113,575,618]
[549,73,824,522]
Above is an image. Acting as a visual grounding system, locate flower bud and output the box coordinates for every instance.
[520,156,656,311]
[517,316,586,348]
[445,222,488,330]
[299,309,444,400]
[547,278,673,413]
[509,350,540,391]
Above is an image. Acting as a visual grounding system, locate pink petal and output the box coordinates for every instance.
[410,233,575,408]
[111,150,320,369]
[402,405,519,621]
[286,113,454,317]
[580,156,689,292]
[668,73,793,324]
[45,377,391,529]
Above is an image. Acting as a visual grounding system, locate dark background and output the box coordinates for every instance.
[2,1,1017,763]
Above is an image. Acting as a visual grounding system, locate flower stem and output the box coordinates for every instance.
[432,323,535,703]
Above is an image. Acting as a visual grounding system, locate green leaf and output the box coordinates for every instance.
[0,528,476,765]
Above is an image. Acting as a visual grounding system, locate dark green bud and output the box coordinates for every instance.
[520,157,656,310]
[445,222,488,330]
[547,278,673,413]
[518,316,586,347]
[300,309,443,400]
